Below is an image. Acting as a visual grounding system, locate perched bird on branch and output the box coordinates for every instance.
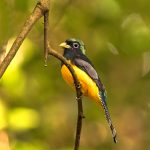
[60,38,117,143]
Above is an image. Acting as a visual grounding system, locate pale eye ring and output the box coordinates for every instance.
[73,43,79,48]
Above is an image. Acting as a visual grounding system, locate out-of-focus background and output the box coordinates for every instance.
[0,0,150,150]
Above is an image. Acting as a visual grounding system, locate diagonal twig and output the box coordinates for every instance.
[0,0,49,78]
[47,45,84,150]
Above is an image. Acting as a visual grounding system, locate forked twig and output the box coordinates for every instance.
[0,2,45,78]
[0,1,84,149]
[44,9,84,150]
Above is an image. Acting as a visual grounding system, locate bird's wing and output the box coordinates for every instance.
[74,58,98,79]
[74,57,106,101]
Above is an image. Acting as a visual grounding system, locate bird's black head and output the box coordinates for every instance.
[59,38,86,60]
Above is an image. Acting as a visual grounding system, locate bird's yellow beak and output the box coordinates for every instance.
[59,42,71,49]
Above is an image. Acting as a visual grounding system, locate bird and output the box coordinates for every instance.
[59,38,117,143]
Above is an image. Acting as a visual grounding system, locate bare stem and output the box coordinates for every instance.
[47,45,84,150]
[44,10,49,66]
[74,95,84,150]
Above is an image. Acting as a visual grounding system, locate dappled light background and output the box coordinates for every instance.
[0,0,150,150]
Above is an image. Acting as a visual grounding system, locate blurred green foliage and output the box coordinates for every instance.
[0,0,150,150]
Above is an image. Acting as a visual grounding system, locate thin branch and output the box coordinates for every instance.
[44,6,84,149]
[44,10,49,66]
[47,45,84,150]
[74,95,84,150]
[0,0,49,78]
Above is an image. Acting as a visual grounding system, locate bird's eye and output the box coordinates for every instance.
[73,43,79,48]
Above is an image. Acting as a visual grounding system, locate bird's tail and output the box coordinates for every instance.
[99,92,117,143]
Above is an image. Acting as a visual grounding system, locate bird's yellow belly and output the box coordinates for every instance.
[61,64,100,102]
